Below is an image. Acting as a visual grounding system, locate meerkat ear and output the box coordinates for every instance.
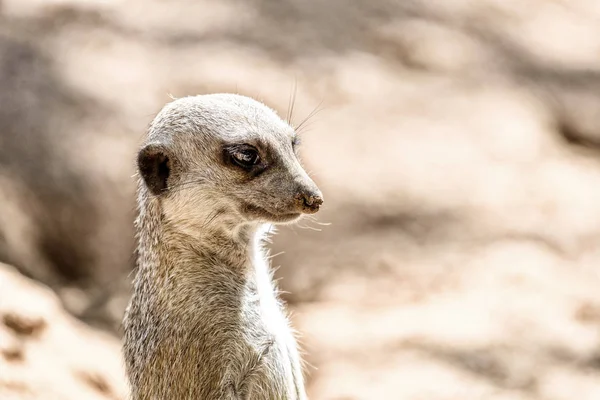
[137,143,172,195]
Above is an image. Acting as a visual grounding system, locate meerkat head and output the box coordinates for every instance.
[137,94,323,231]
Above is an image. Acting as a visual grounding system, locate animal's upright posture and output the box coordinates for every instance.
[123,94,323,399]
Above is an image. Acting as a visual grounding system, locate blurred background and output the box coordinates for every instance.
[2,0,600,399]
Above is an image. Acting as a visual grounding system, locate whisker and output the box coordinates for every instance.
[166,179,205,190]
[286,82,293,124]
[295,100,325,132]
[164,179,209,193]
[310,220,331,226]
[168,179,208,188]
[304,216,332,226]
[289,79,298,125]
[296,223,322,232]
[295,124,315,136]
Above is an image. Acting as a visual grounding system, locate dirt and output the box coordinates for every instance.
[0,263,127,400]
[1,0,600,399]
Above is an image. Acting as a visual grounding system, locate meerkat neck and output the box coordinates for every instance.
[127,193,286,399]
[135,193,272,278]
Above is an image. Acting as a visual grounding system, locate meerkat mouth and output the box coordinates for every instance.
[241,202,302,223]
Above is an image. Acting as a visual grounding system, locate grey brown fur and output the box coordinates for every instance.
[123,94,323,399]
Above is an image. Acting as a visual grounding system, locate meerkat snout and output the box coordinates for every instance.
[294,188,323,214]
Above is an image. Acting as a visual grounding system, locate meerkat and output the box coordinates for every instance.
[122,93,323,400]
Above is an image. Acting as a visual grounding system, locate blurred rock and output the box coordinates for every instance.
[0,263,127,400]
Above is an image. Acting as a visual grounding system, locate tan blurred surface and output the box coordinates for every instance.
[1,0,600,399]
[0,263,127,400]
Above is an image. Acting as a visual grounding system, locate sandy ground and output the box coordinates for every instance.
[0,263,127,400]
[2,0,600,399]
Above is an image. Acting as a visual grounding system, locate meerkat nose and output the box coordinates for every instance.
[295,190,323,214]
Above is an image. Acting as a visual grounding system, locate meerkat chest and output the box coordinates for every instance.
[146,261,303,399]
[227,273,301,399]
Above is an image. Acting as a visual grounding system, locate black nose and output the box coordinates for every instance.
[295,191,323,214]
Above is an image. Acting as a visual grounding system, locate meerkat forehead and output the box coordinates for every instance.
[149,93,295,145]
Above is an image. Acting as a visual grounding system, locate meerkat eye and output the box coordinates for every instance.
[292,136,301,147]
[229,146,261,169]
